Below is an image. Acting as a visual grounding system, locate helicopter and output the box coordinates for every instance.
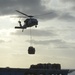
[15,10,38,32]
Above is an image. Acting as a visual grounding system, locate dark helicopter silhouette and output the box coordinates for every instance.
[15,10,38,32]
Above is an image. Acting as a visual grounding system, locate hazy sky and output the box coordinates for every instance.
[0,0,75,70]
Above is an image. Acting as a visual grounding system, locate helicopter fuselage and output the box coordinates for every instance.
[25,18,38,27]
[15,18,38,29]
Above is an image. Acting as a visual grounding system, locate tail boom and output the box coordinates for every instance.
[15,26,26,29]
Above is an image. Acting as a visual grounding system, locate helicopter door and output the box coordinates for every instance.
[25,19,30,25]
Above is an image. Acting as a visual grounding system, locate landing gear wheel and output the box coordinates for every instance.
[35,25,37,28]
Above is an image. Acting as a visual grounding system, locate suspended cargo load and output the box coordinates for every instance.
[28,46,35,54]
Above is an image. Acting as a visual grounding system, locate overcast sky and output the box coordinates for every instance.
[0,0,75,73]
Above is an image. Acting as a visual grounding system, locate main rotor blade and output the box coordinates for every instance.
[10,15,27,18]
[16,10,29,17]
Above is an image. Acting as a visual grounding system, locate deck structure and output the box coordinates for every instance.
[0,68,70,75]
